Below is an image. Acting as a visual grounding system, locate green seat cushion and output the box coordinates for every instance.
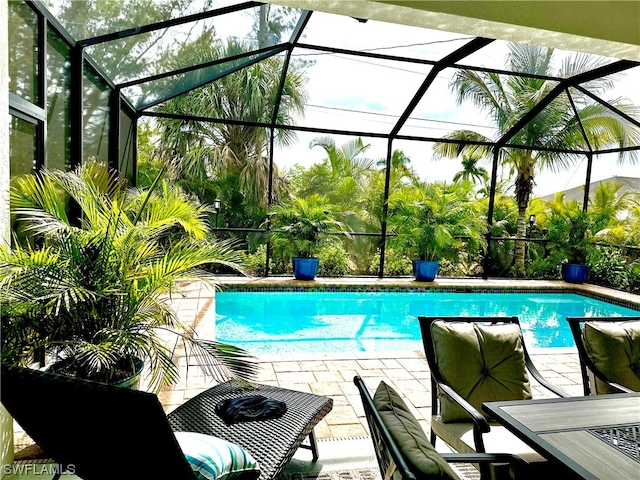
[430,321,532,422]
[582,321,640,393]
[373,381,459,480]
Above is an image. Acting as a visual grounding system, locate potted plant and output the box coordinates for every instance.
[267,195,349,280]
[388,182,486,281]
[545,198,597,284]
[0,161,256,392]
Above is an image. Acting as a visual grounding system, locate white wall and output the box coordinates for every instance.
[0,2,14,478]
[0,0,9,247]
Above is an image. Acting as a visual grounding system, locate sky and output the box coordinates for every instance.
[268,12,640,198]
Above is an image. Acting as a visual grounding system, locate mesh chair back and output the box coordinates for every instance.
[1,365,197,480]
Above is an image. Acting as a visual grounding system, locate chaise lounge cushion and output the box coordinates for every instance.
[582,320,640,393]
[373,381,459,480]
[430,321,532,422]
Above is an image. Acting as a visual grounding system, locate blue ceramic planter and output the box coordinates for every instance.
[412,260,440,282]
[292,257,319,280]
[562,263,589,284]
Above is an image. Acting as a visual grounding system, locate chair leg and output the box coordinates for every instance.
[308,429,319,461]
[430,430,437,447]
[298,429,320,461]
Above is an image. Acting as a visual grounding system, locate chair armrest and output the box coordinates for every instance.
[438,383,490,434]
[526,360,570,398]
[604,380,635,394]
[441,453,525,480]
[440,453,525,465]
[582,357,635,394]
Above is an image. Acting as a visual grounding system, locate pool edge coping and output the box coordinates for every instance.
[215,277,640,311]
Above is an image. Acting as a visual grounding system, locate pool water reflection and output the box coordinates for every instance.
[215,291,639,354]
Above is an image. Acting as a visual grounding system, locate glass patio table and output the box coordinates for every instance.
[483,393,640,480]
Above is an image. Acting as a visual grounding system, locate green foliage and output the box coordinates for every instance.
[369,248,413,277]
[1,161,256,391]
[136,159,166,189]
[433,42,640,275]
[588,246,630,289]
[437,259,467,277]
[267,195,349,258]
[627,261,640,295]
[388,181,487,263]
[240,245,268,277]
[526,249,564,279]
[544,195,602,264]
[153,35,306,230]
[317,244,352,276]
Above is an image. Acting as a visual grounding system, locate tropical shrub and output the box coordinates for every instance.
[370,248,413,277]
[240,245,268,276]
[543,196,602,265]
[388,181,487,264]
[317,244,352,276]
[526,249,564,279]
[1,161,256,391]
[588,246,630,289]
[267,194,349,259]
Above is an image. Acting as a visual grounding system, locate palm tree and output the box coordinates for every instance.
[588,180,640,244]
[433,43,640,276]
[154,35,308,226]
[453,154,488,184]
[310,137,374,179]
[267,194,349,259]
[590,180,640,224]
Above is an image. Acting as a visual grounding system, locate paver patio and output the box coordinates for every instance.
[11,278,638,454]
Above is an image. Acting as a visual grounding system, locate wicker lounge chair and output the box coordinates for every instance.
[566,316,640,395]
[166,379,333,474]
[0,365,333,480]
[354,376,524,480]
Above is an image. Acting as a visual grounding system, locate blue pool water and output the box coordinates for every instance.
[214,291,639,354]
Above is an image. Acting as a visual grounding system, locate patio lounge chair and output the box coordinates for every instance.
[566,316,640,395]
[418,316,569,480]
[353,375,525,480]
[0,365,333,480]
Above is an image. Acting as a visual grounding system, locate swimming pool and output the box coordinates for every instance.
[214,291,639,354]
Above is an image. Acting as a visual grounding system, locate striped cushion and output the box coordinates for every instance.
[174,432,259,480]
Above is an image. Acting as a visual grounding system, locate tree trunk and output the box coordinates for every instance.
[514,204,527,277]
[513,158,535,278]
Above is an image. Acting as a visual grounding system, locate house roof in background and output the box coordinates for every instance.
[538,176,640,202]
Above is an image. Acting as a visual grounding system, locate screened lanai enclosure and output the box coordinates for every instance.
[8,0,640,281]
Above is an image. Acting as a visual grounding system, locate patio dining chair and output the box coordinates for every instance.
[0,364,332,480]
[354,376,525,480]
[566,316,640,395]
[418,316,569,480]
